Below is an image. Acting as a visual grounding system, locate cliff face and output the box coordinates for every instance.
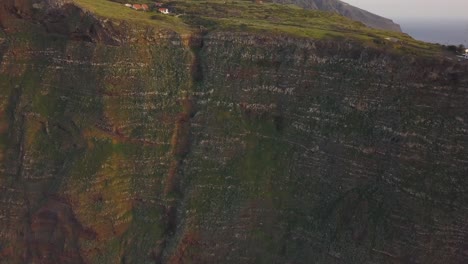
[271,0,402,32]
[1,1,468,264]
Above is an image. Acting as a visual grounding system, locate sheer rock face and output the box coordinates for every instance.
[271,0,402,32]
[0,2,468,264]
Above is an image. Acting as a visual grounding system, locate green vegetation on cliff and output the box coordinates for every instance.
[72,0,438,55]
[72,0,191,33]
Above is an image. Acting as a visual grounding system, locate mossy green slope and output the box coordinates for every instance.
[0,15,192,262]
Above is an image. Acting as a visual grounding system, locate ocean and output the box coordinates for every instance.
[397,19,468,46]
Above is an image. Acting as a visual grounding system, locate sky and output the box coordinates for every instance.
[342,0,468,20]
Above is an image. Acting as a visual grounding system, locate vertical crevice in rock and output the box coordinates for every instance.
[155,33,203,264]
[6,82,34,262]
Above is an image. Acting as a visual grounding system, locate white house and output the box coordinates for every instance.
[158,8,170,14]
[124,3,132,7]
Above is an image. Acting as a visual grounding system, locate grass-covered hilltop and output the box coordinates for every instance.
[1,0,468,263]
[72,0,438,55]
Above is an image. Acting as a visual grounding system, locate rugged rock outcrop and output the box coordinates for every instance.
[0,1,467,263]
[271,0,402,32]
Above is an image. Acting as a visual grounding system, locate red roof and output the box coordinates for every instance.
[133,4,142,9]
[142,4,149,10]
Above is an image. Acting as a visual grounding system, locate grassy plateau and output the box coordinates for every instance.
[71,0,441,55]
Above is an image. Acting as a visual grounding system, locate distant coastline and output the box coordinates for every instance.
[397,18,468,46]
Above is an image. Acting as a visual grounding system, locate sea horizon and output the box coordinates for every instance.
[396,18,468,46]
